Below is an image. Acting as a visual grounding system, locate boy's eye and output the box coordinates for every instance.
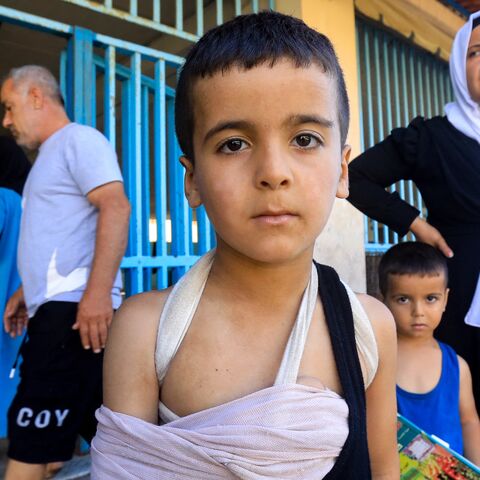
[396,296,409,304]
[468,49,480,58]
[219,138,248,154]
[426,295,438,303]
[292,133,321,149]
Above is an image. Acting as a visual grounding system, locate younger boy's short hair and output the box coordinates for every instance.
[175,10,349,162]
[378,242,448,296]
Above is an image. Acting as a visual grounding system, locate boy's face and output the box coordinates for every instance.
[383,273,449,340]
[182,59,349,265]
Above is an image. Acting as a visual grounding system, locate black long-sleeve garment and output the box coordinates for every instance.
[348,116,480,409]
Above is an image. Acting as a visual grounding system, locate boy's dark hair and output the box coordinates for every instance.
[378,242,448,296]
[175,10,349,162]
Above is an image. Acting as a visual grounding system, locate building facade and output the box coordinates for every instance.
[0,0,469,436]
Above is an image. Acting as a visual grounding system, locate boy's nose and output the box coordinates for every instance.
[412,301,425,316]
[255,146,293,190]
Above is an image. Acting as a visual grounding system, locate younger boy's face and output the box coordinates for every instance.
[182,59,349,265]
[383,273,449,340]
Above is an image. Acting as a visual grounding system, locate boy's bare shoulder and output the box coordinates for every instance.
[457,353,472,378]
[115,289,171,324]
[355,292,396,343]
[107,288,173,356]
[103,288,173,418]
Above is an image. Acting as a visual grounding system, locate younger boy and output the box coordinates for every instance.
[379,242,480,465]
[92,11,399,479]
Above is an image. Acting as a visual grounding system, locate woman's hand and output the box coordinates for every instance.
[409,217,454,258]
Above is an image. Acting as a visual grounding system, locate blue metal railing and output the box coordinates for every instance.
[0,5,216,295]
[356,17,454,254]
[61,0,276,42]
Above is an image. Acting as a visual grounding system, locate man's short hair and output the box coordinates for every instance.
[378,241,449,296]
[5,65,64,106]
[175,10,349,162]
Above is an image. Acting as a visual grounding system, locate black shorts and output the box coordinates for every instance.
[7,301,104,464]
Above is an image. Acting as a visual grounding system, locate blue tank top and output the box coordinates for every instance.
[396,341,463,454]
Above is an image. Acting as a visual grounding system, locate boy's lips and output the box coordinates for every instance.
[252,209,297,226]
[411,323,428,329]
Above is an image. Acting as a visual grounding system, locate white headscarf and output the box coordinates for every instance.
[445,11,480,144]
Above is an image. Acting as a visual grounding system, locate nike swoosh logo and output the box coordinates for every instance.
[46,248,88,299]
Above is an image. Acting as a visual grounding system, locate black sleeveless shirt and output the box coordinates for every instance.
[316,263,372,479]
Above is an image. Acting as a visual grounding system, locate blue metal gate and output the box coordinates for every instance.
[1,5,216,296]
[0,3,215,437]
[356,16,454,253]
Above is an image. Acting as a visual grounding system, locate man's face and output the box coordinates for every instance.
[1,78,40,150]
[466,26,480,104]
[183,60,349,266]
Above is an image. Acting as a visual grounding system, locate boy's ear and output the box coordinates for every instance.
[180,156,202,208]
[336,145,350,199]
[443,287,450,311]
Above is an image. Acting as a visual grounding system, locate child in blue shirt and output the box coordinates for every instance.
[379,241,480,465]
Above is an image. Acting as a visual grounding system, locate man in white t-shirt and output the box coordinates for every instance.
[1,65,131,480]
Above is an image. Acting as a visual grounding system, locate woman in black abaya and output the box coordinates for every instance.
[348,12,480,409]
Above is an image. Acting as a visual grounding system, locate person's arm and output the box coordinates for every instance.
[103,291,169,422]
[72,181,130,352]
[348,129,421,236]
[3,286,28,337]
[458,355,480,466]
[358,294,400,480]
[348,121,453,257]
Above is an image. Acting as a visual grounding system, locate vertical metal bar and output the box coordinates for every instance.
[438,64,446,112]
[425,59,433,118]
[130,0,138,16]
[196,0,203,36]
[400,44,410,126]
[71,27,94,126]
[408,47,417,118]
[154,60,168,288]
[167,97,189,282]
[60,50,67,106]
[153,0,160,22]
[373,30,388,246]
[104,46,116,145]
[141,85,152,291]
[235,0,242,16]
[176,0,183,32]
[121,79,133,294]
[91,63,97,128]
[216,0,223,25]
[392,41,401,128]
[131,53,143,292]
[363,25,379,245]
[355,21,365,152]
[432,58,440,115]
[382,33,393,133]
[363,27,375,148]
[252,0,260,12]
[268,0,275,8]
[417,53,426,117]
[105,0,112,8]
[356,21,371,247]
[373,30,384,141]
